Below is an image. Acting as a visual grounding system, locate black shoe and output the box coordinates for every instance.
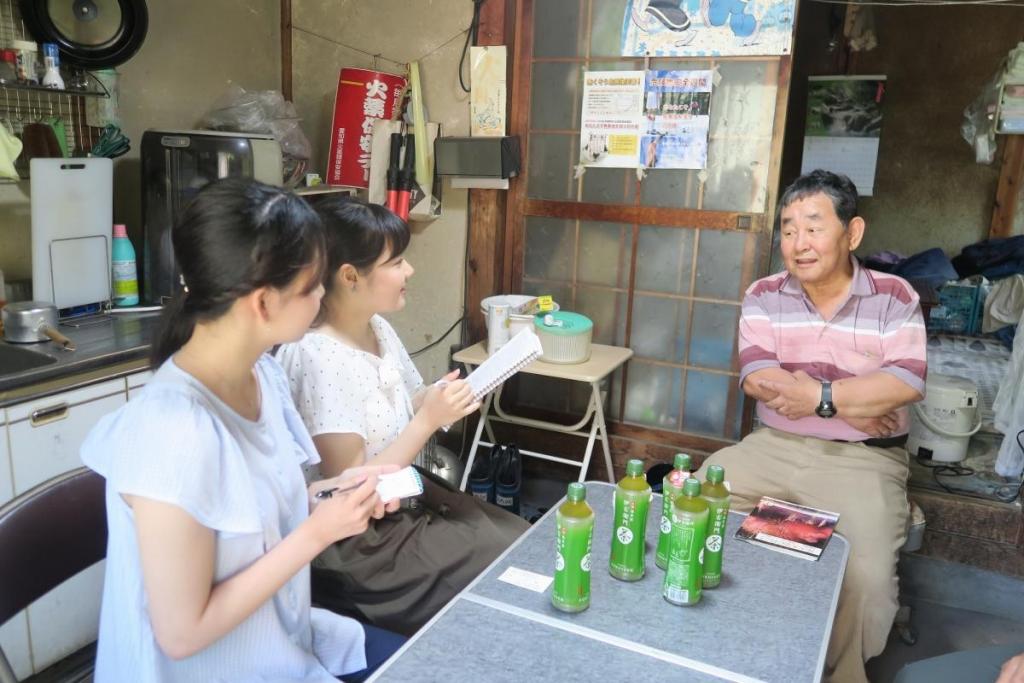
[495,444,522,516]
[469,445,500,503]
[646,0,691,31]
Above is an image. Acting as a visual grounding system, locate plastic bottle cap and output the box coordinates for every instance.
[625,459,644,477]
[566,482,586,502]
[706,465,725,484]
[113,224,127,238]
[673,453,692,471]
[682,478,702,497]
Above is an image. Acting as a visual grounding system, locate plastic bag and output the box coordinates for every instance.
[961,70,1001,165]
[201,85,311,184]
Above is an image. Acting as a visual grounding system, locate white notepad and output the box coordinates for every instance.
[466,327,543,399]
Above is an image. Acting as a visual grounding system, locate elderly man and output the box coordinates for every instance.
[696,169,927,683]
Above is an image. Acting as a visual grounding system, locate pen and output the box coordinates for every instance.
[313,479,366,500]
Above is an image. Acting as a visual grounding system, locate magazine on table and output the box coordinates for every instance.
[735,497,840,561]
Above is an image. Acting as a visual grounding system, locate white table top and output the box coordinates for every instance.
[453,342,633,383]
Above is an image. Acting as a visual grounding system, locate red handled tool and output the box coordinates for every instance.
[384,132,403,213]
[395,134,416,222]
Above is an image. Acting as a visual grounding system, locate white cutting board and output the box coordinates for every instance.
[30,158,113,310]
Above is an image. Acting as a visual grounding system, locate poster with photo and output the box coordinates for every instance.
[579,70,646,168]
[800,76,886,196]
[641,70,712,169]
[621,0,796,57]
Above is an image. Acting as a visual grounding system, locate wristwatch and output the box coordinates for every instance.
[815,381,837,418]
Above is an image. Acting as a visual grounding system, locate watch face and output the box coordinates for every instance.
[816,403,837,418]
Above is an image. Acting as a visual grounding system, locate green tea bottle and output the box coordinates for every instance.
[702,465,730,589]
[663,478,708,606]
[609,459,652,581]
[656,453,692,569]
[552,482,595,613]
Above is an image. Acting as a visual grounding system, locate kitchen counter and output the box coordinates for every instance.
[0,311,162,407]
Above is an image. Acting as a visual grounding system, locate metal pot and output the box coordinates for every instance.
[1,301,76,351]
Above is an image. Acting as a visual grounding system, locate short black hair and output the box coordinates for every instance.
[778,169,858,227]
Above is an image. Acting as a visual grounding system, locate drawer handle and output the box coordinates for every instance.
[30,403,69,426]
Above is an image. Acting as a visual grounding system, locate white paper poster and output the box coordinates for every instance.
[642,70,712,169]
[579,70,646,168]
[621,0,796,58]
[800,76,886,197]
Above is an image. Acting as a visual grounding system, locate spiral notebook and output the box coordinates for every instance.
[467,327,544,399]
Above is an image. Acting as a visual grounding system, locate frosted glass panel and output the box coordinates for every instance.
[639,168,701,209]
[533,0,582,58]
[624,362,682,430]
[522,279,573,310]
[636,226,694,294]
[694,230,747,301]
[683,370,729,436]
[578,222,629,287]
[524,217,575,282]
[630,295,687,362]
[531,62,582,131]
[528,134,577,200]
[581,168,636,204]
[589,0,624,56]
[689,302,738,370]
[576,287,627,346]
[703,135,772,213]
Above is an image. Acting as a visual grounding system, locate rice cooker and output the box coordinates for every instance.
[907,373,983,463]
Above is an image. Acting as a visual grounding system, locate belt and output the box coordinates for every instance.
[834,434,908,449]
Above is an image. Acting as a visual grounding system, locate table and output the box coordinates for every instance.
[453,342,633,491]
[368,482,849,683]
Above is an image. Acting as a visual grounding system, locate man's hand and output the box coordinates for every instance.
[759,370,821,419]
[998,653,1024,683]
[843,411,900,438]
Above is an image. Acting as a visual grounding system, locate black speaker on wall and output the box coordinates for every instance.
[20,0,148,68]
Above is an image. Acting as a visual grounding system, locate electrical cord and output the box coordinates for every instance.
[913,428,1024,503]
[410,315,468,357]
[458,0,486,93]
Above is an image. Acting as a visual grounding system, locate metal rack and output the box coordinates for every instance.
[0,0,109,176]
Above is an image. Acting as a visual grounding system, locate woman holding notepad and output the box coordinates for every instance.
[276,196,529,635]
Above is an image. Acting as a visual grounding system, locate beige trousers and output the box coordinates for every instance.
[696,428,910,683]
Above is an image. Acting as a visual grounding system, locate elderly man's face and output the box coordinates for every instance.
[779,192,863,287]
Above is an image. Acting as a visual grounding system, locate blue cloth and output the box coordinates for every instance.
[894,643,1023,683]
[341,624,407,682]
[953,235,1024,281]
[865,248,959,291]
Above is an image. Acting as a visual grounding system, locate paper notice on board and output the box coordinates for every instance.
[579,70,646,168]
[641,70,712,170]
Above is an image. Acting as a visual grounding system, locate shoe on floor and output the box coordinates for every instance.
[495,444,522,516]
[468,445,500,503]
[646,0,691,31]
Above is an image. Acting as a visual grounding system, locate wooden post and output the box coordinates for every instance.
[990,135,1024,238]
[280,0,293,101]
[465,0,515,343]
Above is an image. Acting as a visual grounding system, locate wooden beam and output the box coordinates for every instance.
[280,0,293,101]
[466,0,516,344]
[990,135,1024,239]
[524,199,765,232]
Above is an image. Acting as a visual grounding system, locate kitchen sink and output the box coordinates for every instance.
[0,344,58,375]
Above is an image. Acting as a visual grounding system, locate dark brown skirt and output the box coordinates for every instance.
[310,470,530,635]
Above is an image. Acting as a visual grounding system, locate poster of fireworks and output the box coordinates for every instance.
[621,0,796,57]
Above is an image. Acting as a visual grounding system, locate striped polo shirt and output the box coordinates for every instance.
[738,257,927,441]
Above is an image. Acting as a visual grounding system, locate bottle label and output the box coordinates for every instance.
[702,500,730,584]
[553,512,593,610]
[112,260,138,297]
[663,509,708,605]
[609,490,650,578]
[655,483,681,567]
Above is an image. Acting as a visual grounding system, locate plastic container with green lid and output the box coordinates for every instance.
[534,310,593,364]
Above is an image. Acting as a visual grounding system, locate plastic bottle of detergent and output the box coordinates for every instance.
[112,224,139,307]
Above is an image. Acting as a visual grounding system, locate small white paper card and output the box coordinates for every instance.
[497,566,554,593]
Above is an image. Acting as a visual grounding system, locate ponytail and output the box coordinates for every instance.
[150,292,197,367]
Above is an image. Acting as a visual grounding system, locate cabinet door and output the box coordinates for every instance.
[8,378,126,495]
[0,424,31,681]
[7,378,124,673]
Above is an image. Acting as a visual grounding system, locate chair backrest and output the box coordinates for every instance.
[0,466,107,628]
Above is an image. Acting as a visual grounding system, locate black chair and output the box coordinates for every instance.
[0,467,106,683]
